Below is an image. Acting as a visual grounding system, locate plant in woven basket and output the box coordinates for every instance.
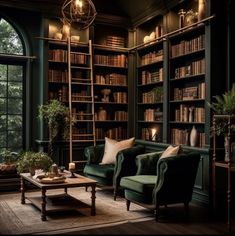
[0,149,19,175]
[16,151,53,176]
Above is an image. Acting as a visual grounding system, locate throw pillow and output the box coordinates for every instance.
[100,137,135,165]
[160,145,181,159]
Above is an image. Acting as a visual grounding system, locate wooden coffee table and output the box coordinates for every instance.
[20,172,97,221]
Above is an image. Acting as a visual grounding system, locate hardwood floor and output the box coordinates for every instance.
[0,188,234,235]
[60,203,234,235]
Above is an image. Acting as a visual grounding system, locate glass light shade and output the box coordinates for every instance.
[62,0,97,29]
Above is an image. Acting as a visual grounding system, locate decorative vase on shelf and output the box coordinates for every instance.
[98,107,107,121]
[178,9,186,29]
[198,0,206,21]
[190,125,198,147]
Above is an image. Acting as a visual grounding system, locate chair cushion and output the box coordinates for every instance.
[160,145,181,159]
[120,175,157,194]
[83,163,114,179]
[100,137,135,165]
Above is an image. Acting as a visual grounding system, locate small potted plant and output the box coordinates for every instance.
[0,149,19,175]
[38,99,72,157]
[16,151,53,176]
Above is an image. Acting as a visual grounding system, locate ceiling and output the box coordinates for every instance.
[0,0,179,26]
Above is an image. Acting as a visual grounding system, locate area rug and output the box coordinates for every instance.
[0,188,154,235]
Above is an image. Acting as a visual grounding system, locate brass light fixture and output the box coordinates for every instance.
[61,0,97,29]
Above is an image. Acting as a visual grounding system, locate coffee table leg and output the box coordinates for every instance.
[20,176,25,204]
[41,188,47,221]
[91,185,96,216]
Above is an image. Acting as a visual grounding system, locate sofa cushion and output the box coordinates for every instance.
[84,163,114,179]
[120,175,157,195]
[100,137,135,165]
[160,145,181,159]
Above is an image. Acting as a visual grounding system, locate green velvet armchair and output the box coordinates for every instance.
[120,151,200,220]
[83,144,145,200]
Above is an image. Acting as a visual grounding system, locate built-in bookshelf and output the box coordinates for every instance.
[47,38,95,144]
[136,39,164,142]
[168,25,206,148]
[93,45,129,141]
[92,23,129,141]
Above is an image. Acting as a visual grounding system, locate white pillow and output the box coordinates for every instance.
[160,145,181,159]
[100,137,135,165]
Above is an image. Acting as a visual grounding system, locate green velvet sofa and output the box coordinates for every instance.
[83,144,145,200]
[120,151,201,220]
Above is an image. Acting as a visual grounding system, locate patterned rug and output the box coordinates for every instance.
[0,187,154,235]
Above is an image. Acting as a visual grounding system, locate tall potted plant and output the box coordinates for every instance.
[208,83,235,161]
[38,100,71,157]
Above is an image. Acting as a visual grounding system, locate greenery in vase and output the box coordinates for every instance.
[16,151,53,174]
[207,83,235,136]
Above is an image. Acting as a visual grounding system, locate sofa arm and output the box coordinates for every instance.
[153,152,201,205]
[84,144,105,164]
[113,145,145,189]
[136,151,163,175]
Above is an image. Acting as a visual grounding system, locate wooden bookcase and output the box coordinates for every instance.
[131,0,214,206]
[93,24,129,142]
[37,19,95,167]
[168,24,206,148]
[133,0,211,149]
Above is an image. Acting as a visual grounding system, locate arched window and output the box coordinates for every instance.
[0,18,24,154]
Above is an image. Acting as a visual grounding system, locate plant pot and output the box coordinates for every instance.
[0,163,17,175]
[29,167,36,176]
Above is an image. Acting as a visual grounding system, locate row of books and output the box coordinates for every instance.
[141,50,163,65]
[94,54,127,67]
[48,69,68,83]
[95,74,127,85]
[94,110,127,121]
[72,91,92,102]
[171,128,205,147]
[174,105,205,122]
[171,34,205,58]
[174,58,206,78]
[106,35,126,48]
[113,92,127,103]
[142,87,163,103]
[140,68,163,85]
[49,50,88,65]
[95,128,127,140]
[173,82,205,101]
[144,109,163,121]
[72,127,94,140]
[72,111,93,121]
[48,86,68,102]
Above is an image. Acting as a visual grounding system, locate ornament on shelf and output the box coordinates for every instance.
[190,125,198,147]
[198,0,206,21]
[178,9,186,28]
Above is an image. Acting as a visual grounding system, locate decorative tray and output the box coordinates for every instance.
[36,175,66,184]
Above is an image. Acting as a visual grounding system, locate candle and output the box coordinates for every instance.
[69,162,75,170]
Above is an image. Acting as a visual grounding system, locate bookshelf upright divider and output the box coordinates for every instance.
[67,36,72,163]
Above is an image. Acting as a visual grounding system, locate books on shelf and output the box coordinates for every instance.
[95,73,127,85]
[106,35,126,48]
